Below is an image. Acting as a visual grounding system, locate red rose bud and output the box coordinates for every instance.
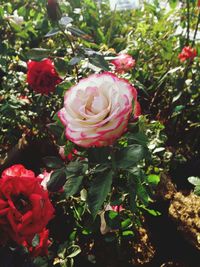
[178,46,197,62]
[0,164,55,245]
[47,0,62,22]
[27,59,62,95]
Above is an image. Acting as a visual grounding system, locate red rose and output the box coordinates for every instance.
[178,46,197,62]
[27,59,62,94]
[0,164,54,244]
[23,228,51,257]
[2,164,35,179]
[198,0,200,8]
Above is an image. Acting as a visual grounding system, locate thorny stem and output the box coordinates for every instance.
[57,23,79,82]
[110,146,117,175]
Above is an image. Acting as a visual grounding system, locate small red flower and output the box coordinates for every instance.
[178,46,197,62]
[0,164,54,245]
[198,0,200,8]
[27,59,62,94]
[23,228,51,257]
[111,54,136,73]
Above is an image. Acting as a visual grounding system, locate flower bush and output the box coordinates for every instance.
[0,0,199,266]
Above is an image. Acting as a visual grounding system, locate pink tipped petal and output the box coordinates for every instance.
[58,72,140,147]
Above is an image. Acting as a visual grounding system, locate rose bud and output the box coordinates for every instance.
[46,0,62,22]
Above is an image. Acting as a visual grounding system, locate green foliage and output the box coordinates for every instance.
[1,0,200,266]
[88,170,113,218]
[188,176,200,195]
[47,168,67,192]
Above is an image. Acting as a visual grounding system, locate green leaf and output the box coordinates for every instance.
[45,28,60,37]
[64,175,83,198]
[88,171,113,218]
[32,234,40,247]
[139,205,161,216]
[46,122,65,143]
[121,218,132,229]
[59,16,73,27]
[67,26,93,41]
[25,48,51,61]
[194,186,200,196]
[93,164,110,174]
[88,54,110,71]
[116,144,146,168]
[43,156,64,169]
[128,168,150,206]
[69,57,82,66]
[174,105,185,113]
[63,161,87,197]
[122,230,134,237]
[66,161,87,175]
[126,131,148,146]
[47,168,67,192]
[105,210,121,229]
[169,0,178,9]
[67,245,81,258]
[54,57,69,76]
[147,174,160,185]
[55,81,73,96]
[188,176,200,186]
[133,80,149,96]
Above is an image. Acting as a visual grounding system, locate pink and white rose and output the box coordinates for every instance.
[111,54,136,73]
[58,72,140,148]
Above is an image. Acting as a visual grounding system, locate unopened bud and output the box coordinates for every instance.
[46,0,62,22]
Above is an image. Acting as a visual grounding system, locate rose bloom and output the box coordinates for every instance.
[178,46,197,62]
[198,0,200,8]
[0,164,54,244]
[27,59,62,94]
[23,228,51,257]
[58,72,140,148]
[111,54,136,73]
